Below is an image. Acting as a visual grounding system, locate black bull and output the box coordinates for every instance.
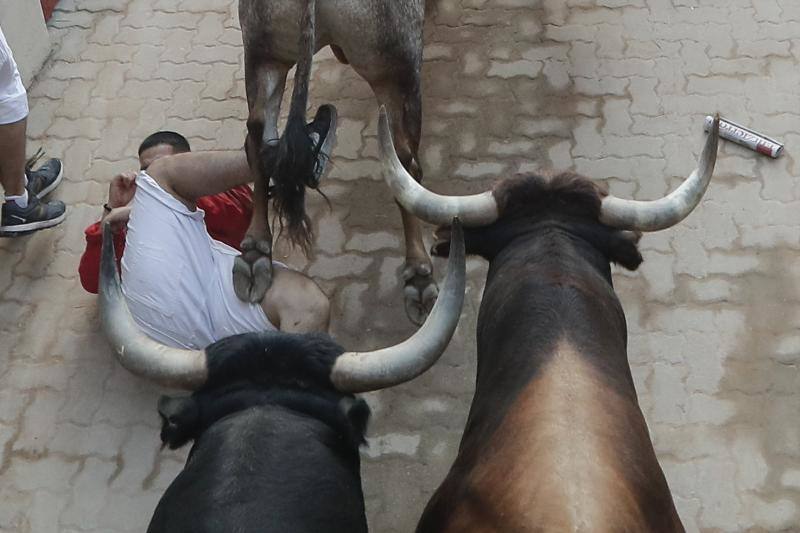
[98,217,465,531]
[418,184,685,531]
[378,112,720,531]
[147,332,371,533]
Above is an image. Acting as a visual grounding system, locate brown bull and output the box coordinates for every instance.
[235,0,436,324]
[379,110,721,532]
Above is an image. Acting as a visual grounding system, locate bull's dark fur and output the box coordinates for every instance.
[271,0,317,252]
[419,172,683,532]
[147,332,370,533]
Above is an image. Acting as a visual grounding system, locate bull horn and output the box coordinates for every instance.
[330,218,466,392]
[599,115,720,231]
[378,107,499,227]
[98,222,208,390]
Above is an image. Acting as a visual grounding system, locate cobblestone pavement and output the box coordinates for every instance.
[1,0,799,531]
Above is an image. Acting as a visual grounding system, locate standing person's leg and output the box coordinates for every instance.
[0,117,26,197]
[0,26,65,234]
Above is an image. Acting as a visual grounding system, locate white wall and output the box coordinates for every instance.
[0,2,51,86]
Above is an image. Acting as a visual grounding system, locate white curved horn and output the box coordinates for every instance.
[599,115,720,231]
[98,223,208,390]
[379,107,499,227]
[330,218,466,392]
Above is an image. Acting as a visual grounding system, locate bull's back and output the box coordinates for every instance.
[418,341,683,533]
[239,0,423,73]
[148,408,367,533]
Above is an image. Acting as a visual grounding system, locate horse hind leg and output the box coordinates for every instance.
[371,79,437,326]
[234,58,289,303]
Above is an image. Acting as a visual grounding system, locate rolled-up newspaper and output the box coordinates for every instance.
[704,116,783,158]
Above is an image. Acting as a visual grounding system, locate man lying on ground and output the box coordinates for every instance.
[79,131,252,293]
[80,123,336,345]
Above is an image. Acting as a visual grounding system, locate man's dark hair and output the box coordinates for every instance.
[138,131,191,155]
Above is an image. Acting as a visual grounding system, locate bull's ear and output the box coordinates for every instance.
[157,395,200,449]
[338,397,371,445]
[431,224,501,260]
[608,230,643,271]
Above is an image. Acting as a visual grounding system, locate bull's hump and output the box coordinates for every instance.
[469,340,654,531]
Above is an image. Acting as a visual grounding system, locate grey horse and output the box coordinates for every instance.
[234,0,435,324]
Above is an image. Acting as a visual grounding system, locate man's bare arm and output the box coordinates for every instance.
[146,150,251,206]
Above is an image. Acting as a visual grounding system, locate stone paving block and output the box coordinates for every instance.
[81,43,136,63]
[307,254,373,281]
[94,491,162,532]
[127,45,166,81]
[162,117,219,141]
[59,458,118,529]
[54,79,94,120]
[89,14,123,45]
[23,100,60,140]
[80,0,130,11]
[156,61,210,82]
[147,453,187,493]
[214,118,247,149]
[90,63,129,100]
[314,212,346,255]
[50,422,127,459]
[739,39,791,58]
[121,10,202,30]
[193,13,226,45]
[333,282,370,330]
[487,59,542,79]
[157,28,195,62]
[164,80,204,118]
[328,159,380,182]
[186,45,240,66]
[200,63,239,100]
[178,0,229,13]
[0,360,76,393]
[49,10,95,30]
[0,488,31,531]
[91,367,162,428]
[219,27,241,46]
[27,492,67,533]
[50,29,93,62]
[55,358,113,426]
[151,0,181,11]
[11,390,66,455]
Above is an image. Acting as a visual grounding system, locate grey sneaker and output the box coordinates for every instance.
[26,157,64,199]
[0,195,66,236]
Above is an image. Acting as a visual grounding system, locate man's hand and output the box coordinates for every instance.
[102,206,132,232]
[108,172,138,208]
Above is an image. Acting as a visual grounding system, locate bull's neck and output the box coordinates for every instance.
[465,228,637,440]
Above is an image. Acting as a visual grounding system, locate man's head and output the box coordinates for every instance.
[138,131,191,170]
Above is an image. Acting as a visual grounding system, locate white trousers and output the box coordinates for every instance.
[0,26,28,125]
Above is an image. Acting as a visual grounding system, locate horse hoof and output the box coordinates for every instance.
[233,237,274,303]
[402,263,438,326]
